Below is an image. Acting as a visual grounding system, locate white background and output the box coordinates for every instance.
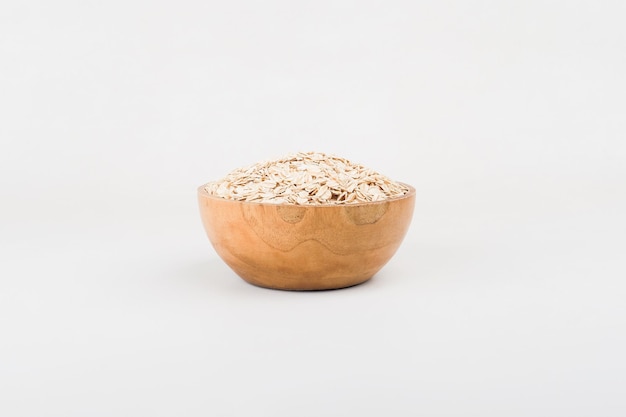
[1,1,625,415]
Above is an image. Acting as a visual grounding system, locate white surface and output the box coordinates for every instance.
[1,1,625,416]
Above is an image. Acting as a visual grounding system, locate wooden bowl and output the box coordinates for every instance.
[198,184,415,290]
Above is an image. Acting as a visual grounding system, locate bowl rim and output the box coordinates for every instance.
[197,182,415,208]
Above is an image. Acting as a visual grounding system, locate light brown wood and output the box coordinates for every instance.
[198,184,416,290]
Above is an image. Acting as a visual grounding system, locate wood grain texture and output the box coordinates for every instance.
[198,184,415,290]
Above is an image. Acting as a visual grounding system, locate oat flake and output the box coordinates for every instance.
[204,152,409,205]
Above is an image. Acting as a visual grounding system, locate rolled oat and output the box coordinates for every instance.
[204,152,409,205]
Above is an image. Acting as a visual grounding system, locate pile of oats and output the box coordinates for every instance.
[204,152,409,205]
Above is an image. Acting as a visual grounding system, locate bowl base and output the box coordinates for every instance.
[238,275,373,291]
